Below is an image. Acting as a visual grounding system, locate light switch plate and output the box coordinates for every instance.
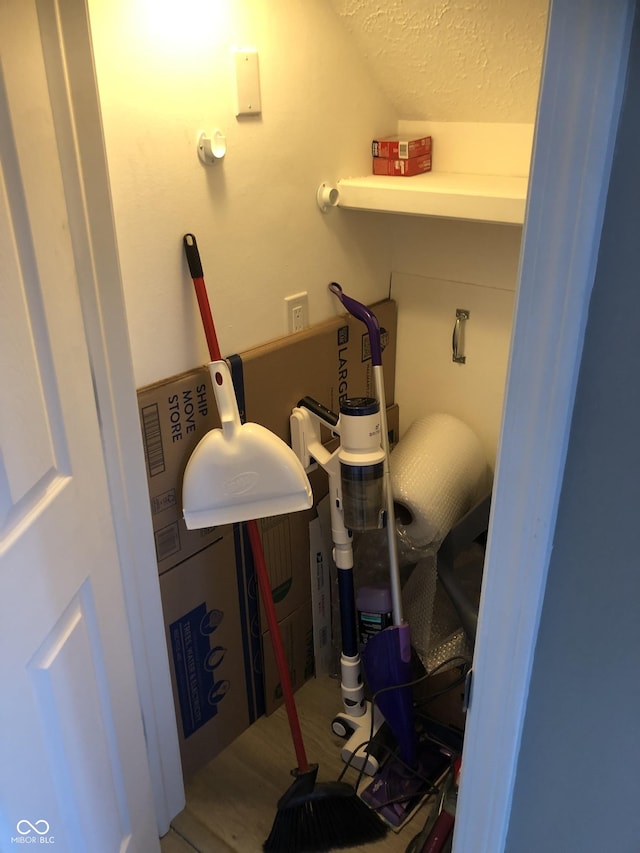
[233,48,261,116]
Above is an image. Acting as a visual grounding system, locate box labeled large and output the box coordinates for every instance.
[234,299,397,445]
[160,527,263,779]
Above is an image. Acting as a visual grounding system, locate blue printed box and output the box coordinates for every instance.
[160,525,263,780]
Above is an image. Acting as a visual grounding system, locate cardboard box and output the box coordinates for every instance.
[372,134,432,160]
[137,299,396,573]
[254,467,335,712]
[137,368,310,627]
[138,299,398,737]
[308,514,333,679]
[233,299,397,445]
[261,600,315,716]
[372,153,432,177]
[415,669,467,733]
[254,508,314,625]
[159,527,263,779]
[138,367,222,573]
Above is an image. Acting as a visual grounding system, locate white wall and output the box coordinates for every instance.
[327,0,548,122]
[87,0,398,388]
[390,217,522,466]
[384,120,530,466]
[87,0,544,465]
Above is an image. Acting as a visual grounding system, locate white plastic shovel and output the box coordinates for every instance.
[182,359,312,529]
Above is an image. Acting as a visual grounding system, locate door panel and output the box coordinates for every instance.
[28,583,130,851]
[0,1,159,850]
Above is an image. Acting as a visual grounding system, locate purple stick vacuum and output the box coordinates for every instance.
[328,283,417,768]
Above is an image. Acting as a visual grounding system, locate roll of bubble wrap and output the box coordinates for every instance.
[390,413,487,551]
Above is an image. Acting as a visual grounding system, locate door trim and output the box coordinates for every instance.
[36,0,184,833]
[453,1,635,850]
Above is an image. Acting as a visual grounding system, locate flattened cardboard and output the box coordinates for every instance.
[254,509,314,625]
[261,600,315,716]
[235,299,397,444]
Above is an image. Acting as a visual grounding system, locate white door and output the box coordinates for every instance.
[0,2,159,851]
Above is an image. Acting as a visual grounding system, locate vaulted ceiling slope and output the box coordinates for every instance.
[327,0,549,122]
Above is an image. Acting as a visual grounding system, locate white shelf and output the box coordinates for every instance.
[336,171,528,225]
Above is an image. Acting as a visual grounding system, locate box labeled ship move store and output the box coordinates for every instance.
[138,367,222,574]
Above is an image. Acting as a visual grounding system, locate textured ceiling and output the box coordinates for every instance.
[327,0,549,122]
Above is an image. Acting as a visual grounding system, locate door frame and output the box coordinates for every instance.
[35,0,184,833]
[31,0,636,845]
[454,0,635,850]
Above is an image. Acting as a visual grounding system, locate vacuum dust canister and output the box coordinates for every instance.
[339,397,385,531]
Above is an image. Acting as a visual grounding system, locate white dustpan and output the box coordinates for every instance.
[183,360,313,529]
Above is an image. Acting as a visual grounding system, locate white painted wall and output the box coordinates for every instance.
[386,121,530,465]
[390,218,521,466]
[327,0,548,122]
[87,0,398,388]
[87,0,546,457]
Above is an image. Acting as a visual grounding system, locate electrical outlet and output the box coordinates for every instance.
[285,292,309,333]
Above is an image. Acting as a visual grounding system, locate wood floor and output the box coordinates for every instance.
[160,674,454,853]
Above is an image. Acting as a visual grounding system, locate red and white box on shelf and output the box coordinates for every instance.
[372,133,432,160]
[372,152,432,177]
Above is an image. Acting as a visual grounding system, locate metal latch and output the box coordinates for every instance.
[452,308,470,363]
[463,667,473,712]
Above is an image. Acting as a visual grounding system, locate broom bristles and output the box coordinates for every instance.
[263,773,388,852]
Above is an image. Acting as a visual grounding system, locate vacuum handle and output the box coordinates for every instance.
[329,282,382,366]
[330,282,404,626]
[297,396,339,428]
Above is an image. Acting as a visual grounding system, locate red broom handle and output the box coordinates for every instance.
[184,235,223,361]
[192,276,222,361]
[183,234,310,773]
[247,520,310,773]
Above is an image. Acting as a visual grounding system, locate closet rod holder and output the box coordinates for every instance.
[197,130,226,165]
[316,182,340,212]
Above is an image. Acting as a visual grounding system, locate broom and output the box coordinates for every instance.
[183,234,388,852]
